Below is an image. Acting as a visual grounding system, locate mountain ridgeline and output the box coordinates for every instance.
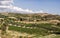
[0,13,60,24]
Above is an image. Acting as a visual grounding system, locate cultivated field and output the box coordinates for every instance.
[0,13,60,38]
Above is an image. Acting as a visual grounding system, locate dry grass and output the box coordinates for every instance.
[0,30,35,38]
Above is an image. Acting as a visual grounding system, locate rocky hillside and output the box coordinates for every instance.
[0,12,60,38]
[0,13,60,24]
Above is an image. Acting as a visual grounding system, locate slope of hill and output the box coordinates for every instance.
[0,12,60,38]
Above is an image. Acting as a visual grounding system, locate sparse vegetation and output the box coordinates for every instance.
[0,13,60,38]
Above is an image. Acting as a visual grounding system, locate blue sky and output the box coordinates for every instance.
[13,0,60,14]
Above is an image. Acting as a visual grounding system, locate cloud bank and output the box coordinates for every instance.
[0,0,44,13]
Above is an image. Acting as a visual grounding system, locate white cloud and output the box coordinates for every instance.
[0,0,12,1]
[0,0,13,6]
[0,5,45,13]
[0,0,46,13]
[36,10,44,13]
[0,0,34,13]
[0,5,34,13]
[12,6,34,13]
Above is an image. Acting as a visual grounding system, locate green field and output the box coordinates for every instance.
[8,23,60,38]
